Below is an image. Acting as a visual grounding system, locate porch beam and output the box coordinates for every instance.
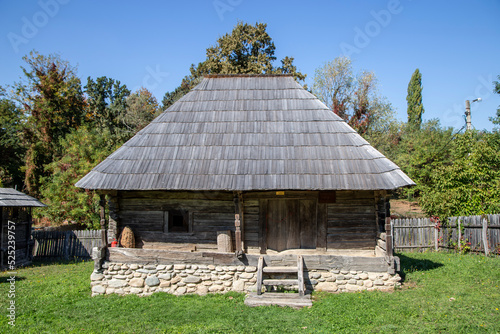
[99,194,108,247]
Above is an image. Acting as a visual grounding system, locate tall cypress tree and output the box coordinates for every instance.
[407,69,424,129]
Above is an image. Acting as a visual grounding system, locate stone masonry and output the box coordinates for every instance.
[90,262,401,297]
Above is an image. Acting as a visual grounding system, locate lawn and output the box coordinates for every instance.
[0,252,499,334]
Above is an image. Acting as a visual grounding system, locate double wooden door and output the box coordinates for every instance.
[266,199,317,251]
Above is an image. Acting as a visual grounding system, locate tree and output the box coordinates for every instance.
[312,56,383,134]
[392,120,455,199]
[38,126,121,228]
[119,88,161,133]
[14,51,86,196]
[420,131,500,217]
[406,68,424,130]
[84,76,130,138]
[162,21,306,110]
[0,86,25,188]
[489,75,500,125]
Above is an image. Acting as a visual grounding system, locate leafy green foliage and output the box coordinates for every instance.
[162,22,306,110]
[312,57,391,134]
[36,126,122,228]
[407,68,424,130]
[0,86,25,188]
[120,87,160,133]
[1,253,498,333]
[14,51,86,196]
[420,131,500,217]
[394,121,455,199]
[84,76,131,138]
[489,75,500,126]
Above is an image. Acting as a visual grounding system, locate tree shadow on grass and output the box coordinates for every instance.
[0,275,26,283]
[397,253,443,281]
[28,257,92,268]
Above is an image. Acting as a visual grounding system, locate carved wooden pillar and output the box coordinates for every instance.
[107,192,120,244]
[99,194,108,247]
[233,192,244,256]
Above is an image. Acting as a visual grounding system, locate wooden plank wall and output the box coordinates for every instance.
[243,199,260,251]
[1,208,32,267]
[116,191,236,250]
[326,191,377,249]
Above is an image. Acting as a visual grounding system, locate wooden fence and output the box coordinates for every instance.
[392,214,500,255]
[32,230,103,259]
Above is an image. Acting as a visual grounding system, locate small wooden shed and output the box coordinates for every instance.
[0,188,46,269]
[78,75,414,301]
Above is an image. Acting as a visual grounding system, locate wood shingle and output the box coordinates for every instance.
[76,75,415,191]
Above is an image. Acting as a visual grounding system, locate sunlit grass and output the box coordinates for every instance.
[0,252,498,333]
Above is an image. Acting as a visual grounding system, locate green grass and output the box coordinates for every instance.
[1,252,499,333]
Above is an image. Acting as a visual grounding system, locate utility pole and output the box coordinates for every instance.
[465,100,471,131]
[465,98,482,131]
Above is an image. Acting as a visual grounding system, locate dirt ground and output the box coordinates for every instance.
[390,199,427,218]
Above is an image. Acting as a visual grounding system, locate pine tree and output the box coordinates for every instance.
[407,69,424,130]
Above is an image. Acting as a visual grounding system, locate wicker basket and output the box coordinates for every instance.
[120,226,135,248]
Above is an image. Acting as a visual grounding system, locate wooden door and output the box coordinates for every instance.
[266,199,316,251]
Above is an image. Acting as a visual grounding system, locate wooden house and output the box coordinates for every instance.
[0,188,46,269]
[77,75,414,304]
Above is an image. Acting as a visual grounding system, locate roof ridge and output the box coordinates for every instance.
[204,74,293,78]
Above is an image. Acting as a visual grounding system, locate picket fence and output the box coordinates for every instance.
[392,214,500,255]
[32,230,103,259]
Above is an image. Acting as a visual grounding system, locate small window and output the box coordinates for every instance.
[167,210,189,233]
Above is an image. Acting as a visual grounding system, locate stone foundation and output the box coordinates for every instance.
[90,262,401,297]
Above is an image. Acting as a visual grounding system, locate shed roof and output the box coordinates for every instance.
[76,75,415,191]
[0,188,46,207]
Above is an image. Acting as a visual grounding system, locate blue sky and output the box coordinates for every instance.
[1,0,499,131]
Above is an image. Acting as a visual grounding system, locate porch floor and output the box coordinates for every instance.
[247,248,378,257]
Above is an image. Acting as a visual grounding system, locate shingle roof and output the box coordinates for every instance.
[0,188,47,207]
[76,75,415,191]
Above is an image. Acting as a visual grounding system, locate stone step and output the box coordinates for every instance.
[262,279,299,286]
[245,292,312,309]
[262,266,298,274]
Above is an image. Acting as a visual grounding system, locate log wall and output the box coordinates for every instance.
[326,191,377,249]
[114,191,235,251]
[111,190,381,253]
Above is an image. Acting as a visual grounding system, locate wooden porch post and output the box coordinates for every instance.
[99,194,108,247]
[233,193,243,256]
[259,200,268,254]
[385,216,393,257]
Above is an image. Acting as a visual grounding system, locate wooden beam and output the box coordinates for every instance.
[297,255,304,297]
[256,256,263,295]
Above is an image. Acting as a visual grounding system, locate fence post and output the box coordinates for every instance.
[64,231,70,260]
[482,217,489,256]
[457,219,462,252]
[434,223,439,251]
